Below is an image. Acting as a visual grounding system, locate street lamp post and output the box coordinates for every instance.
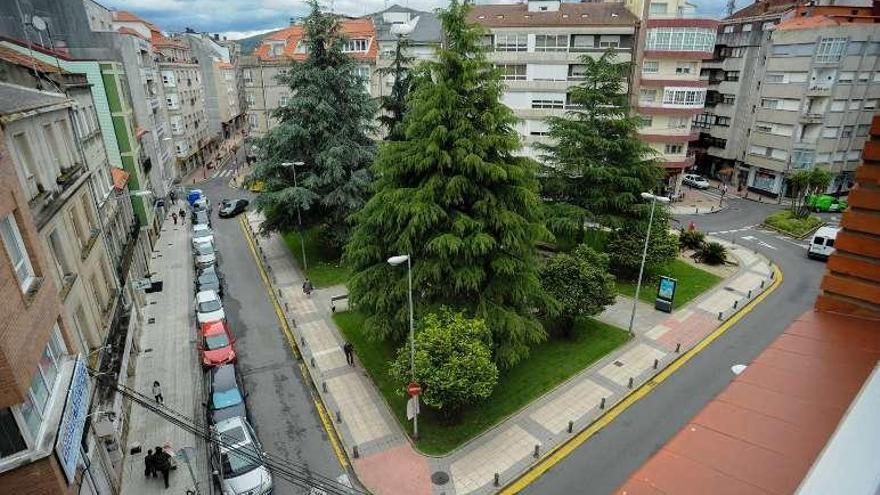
[627,192,671,335]
[281,161,308,272]
[387,254,417,439]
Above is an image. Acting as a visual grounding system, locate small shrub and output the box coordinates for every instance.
[695,241,727,265]
[679,229,706,251]
[764,210,824,238]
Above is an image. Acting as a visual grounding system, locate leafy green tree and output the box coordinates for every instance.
[377,35,414,140]
[538,51,662,231]
[540,246,616,337]
[789,168,832,218]
[346,0,552,368]
[607,212,678,280]
[251,0,377,247]
[390,309,498,422]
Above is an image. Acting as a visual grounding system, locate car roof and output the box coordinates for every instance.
[194,224,211,232]
[211,364,238,391]
[213,416,253,450]
[813,226,840,238]
[196,290,219,302]
[201,320,227,335]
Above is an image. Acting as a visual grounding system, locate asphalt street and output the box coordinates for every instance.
[196,162,346,494]
[524,194,838,495]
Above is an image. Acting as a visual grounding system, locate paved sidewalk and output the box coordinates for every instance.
[670,187,729,215]
[121,206,209,494]
[243,212,777,495]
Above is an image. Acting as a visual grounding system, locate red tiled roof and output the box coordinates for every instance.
[113,10,161,31]
[468,3,637,28]
[729,0,800,19]
[115,26,149,40]
[0,45,67,74]
[254,18,378,61]
[111,167,130,190]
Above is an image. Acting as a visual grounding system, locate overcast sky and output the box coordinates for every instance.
[100,0,733,40]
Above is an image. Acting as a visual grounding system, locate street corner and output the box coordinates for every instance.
[353,443,433,495]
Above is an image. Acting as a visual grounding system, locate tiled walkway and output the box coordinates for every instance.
[242,211,777,495]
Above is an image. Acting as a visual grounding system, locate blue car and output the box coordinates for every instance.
[209,364,247,423]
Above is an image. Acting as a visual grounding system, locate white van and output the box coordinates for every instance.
[212,416,273,495]
[808,226,840,260]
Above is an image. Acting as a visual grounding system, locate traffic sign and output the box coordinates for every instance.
[407,381,421,397]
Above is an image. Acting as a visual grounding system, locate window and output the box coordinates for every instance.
[692,113,713,129]
[343,38,369,53]
[531,98,564,109]
[570,35,594,51]
[715,116,731,127]
[766,72,785,83]
[723,25,735,34]
[568,64,587,81]
[865,99,878,110]
[243,69,253,83]
[668,117,689,129]
[248,114,258,129]
[268,41,284,57]
[755,123,773,133]
[295,42,308,54]
[598,35,620,48]
[166,94,179,110]
[841,126,854,138]
[752,170,777,190]
[495,33,527,52]
[830,99,846,112]
[760,98,779,109]
[161,71,175,87]
[12,133,40,199]
[858,72,870,82]
[675,62,696,75]
[724,71,740,81]
[661,88,706,106]
[280,96,290,106]
[649,2,668,15]
[639,116,653,127]
[498,64,526,81]
[535,34,568,52]
[848,99,862,110]
[665,143,684,154]
[0,408,27,458]
[856,124,870,137]
[639,89,658,104]
[2,214,36,292]
[645,27,716,52]
[822,127,839,138]
[722,94,735,105]
[838,71,854,83]
[816,37,847,63]
[742,23,753,32]
[642,60,659,74]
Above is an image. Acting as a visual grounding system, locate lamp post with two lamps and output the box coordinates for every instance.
[280,161,308,272]
[627,192,671,335]
[387,253,418,439]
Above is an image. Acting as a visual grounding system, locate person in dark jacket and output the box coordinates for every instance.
[154,446,172,488]
[144,448,156,478]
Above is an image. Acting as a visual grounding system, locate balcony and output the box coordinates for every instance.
[806,84,832,96]
[31,164,88,230]
[80,228,101,261]
[148,96,160,110]
[799,113,824,124]
[792,140,817,150]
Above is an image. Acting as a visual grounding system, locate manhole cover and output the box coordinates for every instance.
[431,471,450,485]
[613,360,624,367]
[147,318,155,324]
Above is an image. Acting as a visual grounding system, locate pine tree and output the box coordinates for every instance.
[377,35,413,141]
[538,51,662,230]
[345,0,552,369]
[251,0,377,247]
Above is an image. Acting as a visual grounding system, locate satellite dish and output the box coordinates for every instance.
[31,15,47,32]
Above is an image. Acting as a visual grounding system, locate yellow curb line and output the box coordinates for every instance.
[500,264,784,494]
[239,217,350,469]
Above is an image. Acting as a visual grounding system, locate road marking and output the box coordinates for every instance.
[500,265,784,494]
[239,217,350,469]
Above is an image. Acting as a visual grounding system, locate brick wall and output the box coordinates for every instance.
[0,452,76,495]
[0,128,66,408]
[816,116,880,320]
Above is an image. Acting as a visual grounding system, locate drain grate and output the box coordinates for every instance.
[431,471,450,486]
[724,286,737,292]
[613,360,624,367]
[147,317,156,324]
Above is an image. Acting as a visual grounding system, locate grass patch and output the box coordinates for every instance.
[334,311,629,455]
[282,227,350,288]
[616,258,722,310]
[763,210,824,238]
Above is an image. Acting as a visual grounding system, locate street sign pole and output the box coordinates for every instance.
[407,382,421,439]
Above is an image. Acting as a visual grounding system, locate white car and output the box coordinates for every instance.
[683,174,711,189]
[192,224,215,248]
[193,240,217,269]
[807,226,840,260]
[213,416,273,495]
[196,290,225,324]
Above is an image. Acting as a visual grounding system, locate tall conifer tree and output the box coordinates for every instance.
[345,0,551,369]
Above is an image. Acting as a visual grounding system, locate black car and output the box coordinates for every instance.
[196,265,224,297]
[218,198,249,218]
[209,364,247,423]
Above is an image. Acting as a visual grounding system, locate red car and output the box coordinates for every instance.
[199,320,236,367]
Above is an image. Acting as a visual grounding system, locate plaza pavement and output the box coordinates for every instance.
[120,206,209,495]
[242,211,777,495]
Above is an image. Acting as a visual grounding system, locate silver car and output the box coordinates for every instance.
[212,416,272,495]
[193,240,217,268]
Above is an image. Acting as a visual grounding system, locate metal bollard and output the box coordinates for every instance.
[600,397,606,410]
[494,473,500,487]
[311,357,316,367]
[761,280,765,289]
[277,289,282,297]
[352,445,359,459]
[733,300,738,309]
[675,343,681,353]
[653,358,659,369]
[628,377,634,389]
[718,311,723,321]
[748,289,752,299]
[533,445,540,458]
[696,207,699,214]
[336,411,342,423]
[568,420,574,433]
[301,336,306,346]
[284,302,289,312]
[322,382,327,393]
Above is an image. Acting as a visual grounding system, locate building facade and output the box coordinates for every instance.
[469,0,639,160]
[370,5,442,101]
[696,3,880,197]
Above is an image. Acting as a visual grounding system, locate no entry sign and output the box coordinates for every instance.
[407,381,422,397]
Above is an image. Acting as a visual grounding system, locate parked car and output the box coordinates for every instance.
[187,189,204,206]
[196,290,225,324]
[196,265,224,297]
[193,240,217,269]
[209,364,247,423]
[683,174,711,189]
[219,199,249,218]
[211,416,272,495]
[192,224,215,248]
[193,197,212,215]
[193,209,211,227]
[807,226,840,260]
[200,320,236,368]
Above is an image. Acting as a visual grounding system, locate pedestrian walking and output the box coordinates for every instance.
[169,190,177,204]
[171,212,178,225]
[302,279,314,297]
[179,208,186,222]
[154,446,172,489]
[343,342,354,366]
[144,449,156,478]
[152,381,164,404]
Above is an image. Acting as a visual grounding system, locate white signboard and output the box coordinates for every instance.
[133,278,152,290]
[406,396,420,420]
[55,356,90,483]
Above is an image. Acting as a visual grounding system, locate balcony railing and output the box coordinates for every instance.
[806,84,832,96]
[799,113,823,124]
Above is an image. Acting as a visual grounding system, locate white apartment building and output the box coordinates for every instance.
[470,0,639,160]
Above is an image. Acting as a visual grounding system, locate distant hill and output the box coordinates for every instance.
[236,29,284,54]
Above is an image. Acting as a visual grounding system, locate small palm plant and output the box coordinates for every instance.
[695,241,728,265]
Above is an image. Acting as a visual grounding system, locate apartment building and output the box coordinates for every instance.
[242,17,379,137]
[628,0,718,196]
[183,33,247,141]
[370,5,442,100]
[155,35,213,176]
[469,1,638,160]
[0,84,118,494]
[696,3,880,197]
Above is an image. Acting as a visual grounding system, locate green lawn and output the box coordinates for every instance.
[616,258,722,310]
[334,311,629,455]
[763,210,824,238]
[282,228,350,288]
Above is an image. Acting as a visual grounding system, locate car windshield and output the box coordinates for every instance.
[212,388,243,409]
[196,243,214,255]
[220,444,261,479]
[199,272,218,285]
[205,332,230,350]
[199,299,221,313]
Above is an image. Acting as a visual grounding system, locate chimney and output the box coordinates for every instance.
[214,33,220,41]
[290,17,296,25]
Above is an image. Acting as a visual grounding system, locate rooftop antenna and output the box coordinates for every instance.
[726,0,736,16]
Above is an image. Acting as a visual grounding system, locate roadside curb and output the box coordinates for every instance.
[499,262,784,494]
[237,217,355,476]
[760,220,826,240]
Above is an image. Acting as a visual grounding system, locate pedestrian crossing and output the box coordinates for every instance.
[211,168,236,179]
